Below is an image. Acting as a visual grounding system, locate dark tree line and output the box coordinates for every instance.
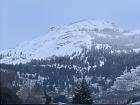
[0,86,22,104]
[0,48,140,104]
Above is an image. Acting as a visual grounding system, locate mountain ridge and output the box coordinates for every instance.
[0,19,140,64]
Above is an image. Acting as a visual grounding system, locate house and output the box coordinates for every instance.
[131,101,140,105]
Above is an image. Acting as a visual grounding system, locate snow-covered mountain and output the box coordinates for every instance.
[0,19,140,64]
[1,19,140,103]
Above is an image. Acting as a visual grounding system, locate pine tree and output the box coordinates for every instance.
[43,89,52,105]
[72,79,93,105]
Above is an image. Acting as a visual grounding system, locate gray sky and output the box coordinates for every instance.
[0,0,140,48]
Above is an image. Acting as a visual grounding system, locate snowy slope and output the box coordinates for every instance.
[0,19,140,64]
[111,65,140,91]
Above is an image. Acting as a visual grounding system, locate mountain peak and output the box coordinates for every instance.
[0,19,140,64]
[72,19,119,30]
[68,19,117,27]
[48,19,121,34]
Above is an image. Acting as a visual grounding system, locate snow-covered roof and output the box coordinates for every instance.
[131,101,140,105]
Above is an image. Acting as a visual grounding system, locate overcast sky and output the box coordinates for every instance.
[0,0,140,48]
